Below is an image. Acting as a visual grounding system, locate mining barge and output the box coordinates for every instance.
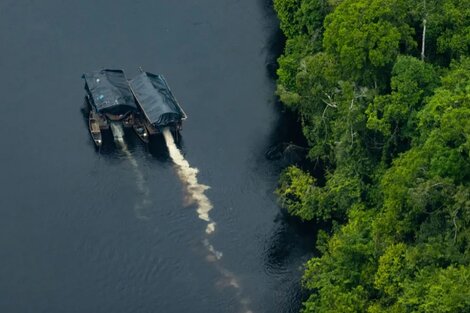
[82,69,187,147]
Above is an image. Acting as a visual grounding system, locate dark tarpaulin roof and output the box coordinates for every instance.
[129,72,186,127]
[82,69,137,114]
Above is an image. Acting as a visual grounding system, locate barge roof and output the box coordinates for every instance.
[129,72,186,128]
[82,69,137,114]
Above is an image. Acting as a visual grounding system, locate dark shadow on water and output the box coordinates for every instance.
[264,27,286,80]
[258,0,287,80]
[147,134,169,162]
[255,2,326,311]
[264,210,320,313]
[266,211,319,269]
[268,101,308,150]
[258,0,309,165]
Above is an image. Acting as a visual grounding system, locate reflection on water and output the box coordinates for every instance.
[262,211,318,313]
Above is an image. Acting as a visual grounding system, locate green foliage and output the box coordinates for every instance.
[323,0,416,84]
[300,58,470,312]
[277,166,316,220]
[302,207,377,312]
[375,265,470,313]
[273,0,470,312]
[277,35,315,91]
[434,0,470,60]
[275,0,331,90]
[366,55,440,160]
[277,164,364,222]
[418,57,470,137]
[374,58,470,242]
[298,0,331,35]
[408,265,470,313]
[367,56,439,137]
[274,0,303,37]
[275,0,331,38]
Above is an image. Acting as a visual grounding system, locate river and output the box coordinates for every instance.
[0,1,314,312]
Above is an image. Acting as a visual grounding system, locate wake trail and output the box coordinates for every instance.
[162,127,253,313]
[110,122,150,219]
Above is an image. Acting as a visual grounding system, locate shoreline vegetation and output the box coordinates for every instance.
[272,0,469,312]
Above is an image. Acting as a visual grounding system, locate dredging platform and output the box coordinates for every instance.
[82,68,187,147]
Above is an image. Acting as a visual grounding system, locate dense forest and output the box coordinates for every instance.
[273,0,470,312]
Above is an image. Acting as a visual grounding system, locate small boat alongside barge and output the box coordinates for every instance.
[88,111,102,147]
[129,113,150,143]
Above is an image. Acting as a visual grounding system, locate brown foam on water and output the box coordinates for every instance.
[162,128,215,234]
[112,124,253,312]
[162,127,253,313]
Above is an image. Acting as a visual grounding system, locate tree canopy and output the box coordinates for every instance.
[273,0,470,311]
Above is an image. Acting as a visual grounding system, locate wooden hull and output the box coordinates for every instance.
[143,120,182,136]
[85,96,109,130]
[132,115,149,143]
[89,111,102,147]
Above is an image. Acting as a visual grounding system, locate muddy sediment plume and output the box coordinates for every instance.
[110,123,150,219]
[162,127,253,313]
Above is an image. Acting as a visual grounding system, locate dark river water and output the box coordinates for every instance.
[0,1,314,312]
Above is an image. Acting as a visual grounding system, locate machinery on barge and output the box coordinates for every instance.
[82,69,186,147]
